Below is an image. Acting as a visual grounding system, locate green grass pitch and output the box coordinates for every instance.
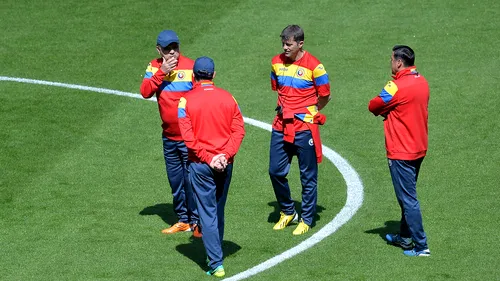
[1,0,499,280]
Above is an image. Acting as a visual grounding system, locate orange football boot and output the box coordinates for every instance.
[161,222,191,234]
[191,224,202,238]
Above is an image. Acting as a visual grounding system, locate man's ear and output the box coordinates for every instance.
[298,41,304,49]
[212,71,217,80]
[156,46,162,56]
[397,59,404,70]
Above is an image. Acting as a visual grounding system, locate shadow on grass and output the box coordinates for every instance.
[139,203,177,226]
[365,220,401,243]
[176,238,242,270]
[267,201,325,228]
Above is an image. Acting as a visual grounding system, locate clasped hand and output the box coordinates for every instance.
[209,154,228,172]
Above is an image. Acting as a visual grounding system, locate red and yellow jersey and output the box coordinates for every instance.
[140,54,194,141]
[177,81,245,164]
[368,66,429,160]
[270,51,330,131]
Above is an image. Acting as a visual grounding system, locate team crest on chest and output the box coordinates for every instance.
[177,71,185,80]
[297,68,305,77]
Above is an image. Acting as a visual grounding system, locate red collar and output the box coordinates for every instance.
[193,80,214,88]
[392,66,418,79]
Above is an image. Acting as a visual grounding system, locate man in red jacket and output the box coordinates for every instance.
[178,56,245,277]
[368,45,430,257]
[139,30,199,237]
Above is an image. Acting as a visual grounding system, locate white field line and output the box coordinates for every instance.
[0,76,364,280]
[0,76,158,102]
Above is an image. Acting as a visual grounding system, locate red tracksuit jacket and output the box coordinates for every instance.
[368,66,429,160]
[139,55,194,141]
[177,81,245,164]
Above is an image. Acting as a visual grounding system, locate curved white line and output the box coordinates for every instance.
[0,76,364,280]
[229,119,363,281]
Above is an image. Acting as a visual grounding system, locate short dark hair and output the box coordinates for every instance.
[392,45,415,66]
[280,25,304,42]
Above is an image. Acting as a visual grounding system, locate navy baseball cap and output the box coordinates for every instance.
[193,56,215,78]
[157,30,179,48]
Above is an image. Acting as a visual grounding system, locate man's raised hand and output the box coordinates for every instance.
[160,56,177,74]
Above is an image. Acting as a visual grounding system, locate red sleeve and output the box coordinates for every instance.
[368,96,387,116]
[139,60,167,98]
[311,61,330,97]
[369,80,399,116]
[368,96,399,116]
[177,97,215,164]
[222,101,246,159]
[316,84,330,97]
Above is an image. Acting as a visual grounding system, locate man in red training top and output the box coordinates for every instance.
[368,45,430,257]
[269,25,331,235]
[178,56,245,277]
[139,30,199,237]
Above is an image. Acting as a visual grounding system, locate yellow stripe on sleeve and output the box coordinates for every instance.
[146,63,159,75]
[383,81,398,96]
[178,97,187,109]
[312,64,327,77]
